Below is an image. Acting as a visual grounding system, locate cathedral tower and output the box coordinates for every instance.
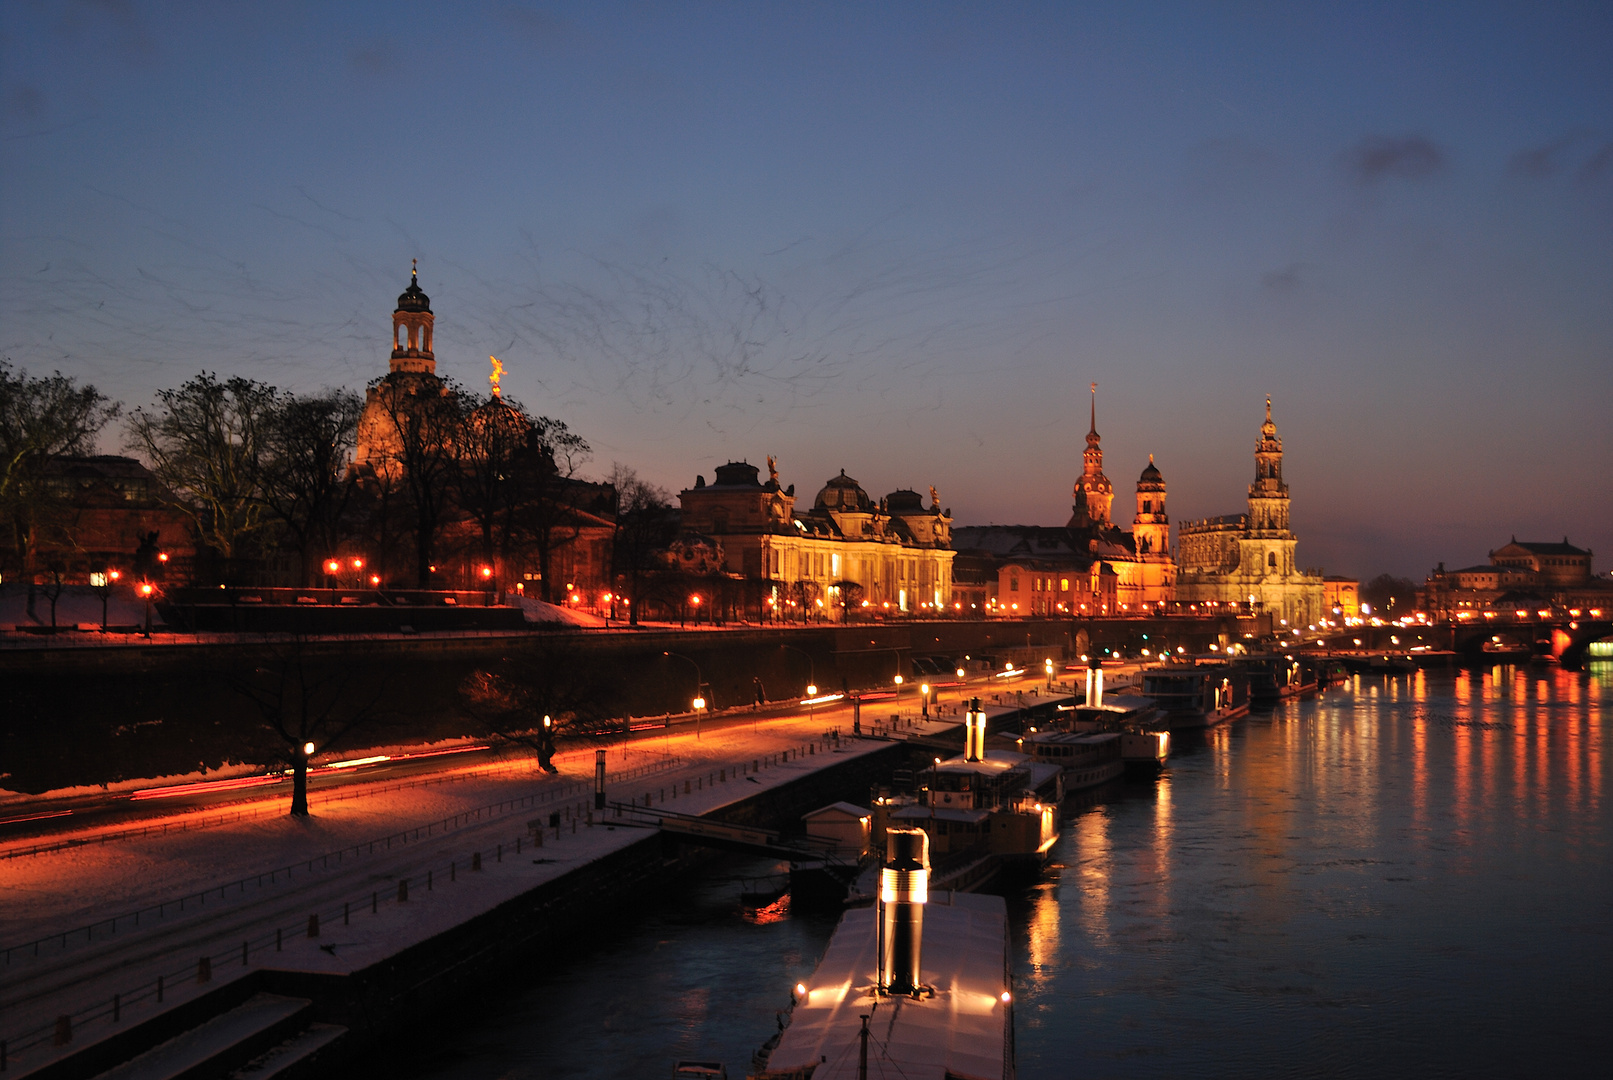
[1133,455,1169,556]
[1247,396,1289,535]
[390,260,435,375]
[1069,383,1114,530]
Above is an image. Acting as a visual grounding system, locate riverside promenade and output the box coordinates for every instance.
[0,678,1065,1077]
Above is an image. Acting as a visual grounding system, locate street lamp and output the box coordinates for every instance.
[894,672,904,710]
[780,643,817,699]
[139,581,155,637]
[920,682,931,718]
[664,651,705,738]
[1044,658,1054,690]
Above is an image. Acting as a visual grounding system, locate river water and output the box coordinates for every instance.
[404,664,1611,1079]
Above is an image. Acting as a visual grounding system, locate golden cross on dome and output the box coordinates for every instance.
[489,356,504,397]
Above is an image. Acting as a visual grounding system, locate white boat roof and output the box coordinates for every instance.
[929,750,1030,777]
[804,801,872,820]
[764,892,1009,1080]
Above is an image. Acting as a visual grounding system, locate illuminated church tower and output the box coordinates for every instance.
[389,260,435,375]
[355,262,453,471]
[1068,383,1114,530]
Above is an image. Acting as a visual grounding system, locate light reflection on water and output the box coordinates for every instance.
[1012,664,1611,1079]
[404,664,1610,1079]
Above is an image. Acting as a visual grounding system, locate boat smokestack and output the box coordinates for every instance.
[879,828,929,996]
[965,697,986,762]
[1086,658,1103,708]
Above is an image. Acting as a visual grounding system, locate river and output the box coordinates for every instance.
[403,663,1611,1079]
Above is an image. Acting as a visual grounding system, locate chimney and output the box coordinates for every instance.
[1085,658,1104,708]
[879,828,929,996]
[964,697,986,762]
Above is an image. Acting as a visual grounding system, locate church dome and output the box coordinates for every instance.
[396,268,431,314]
[815,470,872,512]
[1138,456,1164,487]
[466,394,529,441]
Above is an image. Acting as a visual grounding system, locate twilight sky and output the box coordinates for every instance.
[3,1,1610,581]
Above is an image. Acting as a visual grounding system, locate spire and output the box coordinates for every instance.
[1086,382,1101,449]
[412,257,417,283]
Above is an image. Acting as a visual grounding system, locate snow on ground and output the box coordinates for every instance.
[0,583,158,629]
[0,676,1067,1077]
[508,594,608,626]
[0,735,503,807]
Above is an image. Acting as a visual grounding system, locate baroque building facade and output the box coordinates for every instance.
[1419,538,1609,617]
[1174,398,1325,624]
[676,459,955,618]
[952,385,1175,614]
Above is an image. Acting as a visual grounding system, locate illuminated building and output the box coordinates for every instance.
[676,459,955,618]
[1420,537,1609,617]
[952,384,1173,614]
[1175,398,1326,624]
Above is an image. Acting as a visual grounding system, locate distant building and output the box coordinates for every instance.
[1323,576,1360,618]
[1420,537,1609,617]
[1175,399,1326,625]
[952,386,1174,616]
[676,459,955,618]
[28,456,194,583]
[947,525,1119,616]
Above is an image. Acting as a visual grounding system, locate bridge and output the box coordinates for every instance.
[1335,616,1612,668]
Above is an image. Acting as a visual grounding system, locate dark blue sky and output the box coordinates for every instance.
[4,2,1610,580]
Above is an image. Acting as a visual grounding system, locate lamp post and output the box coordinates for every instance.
[481,565,494,606]
[90,569,120,630]
[920,682,930,718]
[326,559,340,603]
[664,651,705,738]
[894,672,904,712]
[1045,657,1055,691]
[139,581,154,638]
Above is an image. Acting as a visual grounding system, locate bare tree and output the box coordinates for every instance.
[0,360,120,588]
[258,389,362,586]
[458,642,621,771]
[365,373,467,587]
[127,373,277,572]
[454,392,534,583]
[607,464,676,626]
[227,635,384,816]
[517,417,593,602]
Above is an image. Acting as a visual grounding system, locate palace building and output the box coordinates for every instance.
[952,384,1175,614]
[1175,398,1325,625]
[1419,537,1609,618]
[676,459,955,618]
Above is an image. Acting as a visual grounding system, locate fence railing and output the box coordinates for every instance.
[1,758,683,968]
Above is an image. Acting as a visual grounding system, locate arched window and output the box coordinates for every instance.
[1268,551,1277,569]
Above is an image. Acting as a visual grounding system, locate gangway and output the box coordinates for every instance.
[604,802,853,864]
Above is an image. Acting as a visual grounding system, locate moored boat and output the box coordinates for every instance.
[1141,663,1248,729]
[1023,729,1126,791]
[1241,654,1320,705]
[749,830,1015,1080]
